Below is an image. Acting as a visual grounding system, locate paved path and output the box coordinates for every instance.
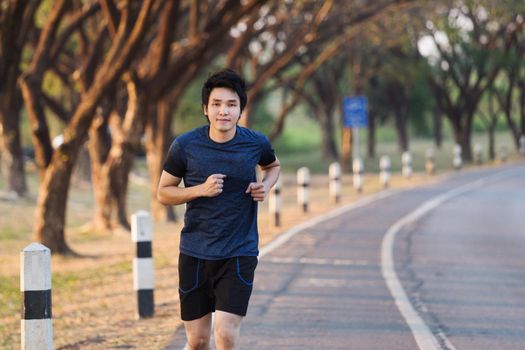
[396,164,525,350]
[166,162,525,349]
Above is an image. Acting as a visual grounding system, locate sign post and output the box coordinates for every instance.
[343,96,368,160]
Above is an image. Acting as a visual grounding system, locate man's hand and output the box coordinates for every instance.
[201,174,226,197]
[245,182,268,202]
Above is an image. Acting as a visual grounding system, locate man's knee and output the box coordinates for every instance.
[187,333,210,350]
[186,326,211,350]
[215,325,239,349]
[184,313,212,350]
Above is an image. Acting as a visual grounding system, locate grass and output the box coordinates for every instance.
[276,134,518,174]
[278,148,334,173]
[0,275,20,349]
[0,275,18,315]
[0,255,137,348]
[270,112,518,174]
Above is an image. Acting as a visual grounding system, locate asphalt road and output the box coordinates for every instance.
[166,162,525,350]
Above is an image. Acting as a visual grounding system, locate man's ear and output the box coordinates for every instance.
[203,104,208,115]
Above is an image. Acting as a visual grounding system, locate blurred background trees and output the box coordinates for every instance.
[0,0,523,253]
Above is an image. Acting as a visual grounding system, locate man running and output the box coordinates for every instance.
[158,69,280,350]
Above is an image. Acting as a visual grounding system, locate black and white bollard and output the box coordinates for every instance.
[297,167,310,213]
[352,157,364,193]
[379,155,391,189]
[401,151,412,178]
[519,135,525,156]
[329,162,341,204]
[131,211,155,318]
[425,148,435,175]
[269,177,282,227]
[453,144,462,171]
[21,243,53,350]
[474,143,483,165]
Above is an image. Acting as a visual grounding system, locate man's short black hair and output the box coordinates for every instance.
[202,69,248,113]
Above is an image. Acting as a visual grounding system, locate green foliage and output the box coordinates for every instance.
[272,113,321,154]
[365,45,436,138]
[408,71,434,137]
[250,96,277,135]
[34,0,52,29]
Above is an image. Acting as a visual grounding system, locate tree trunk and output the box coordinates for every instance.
[447,107,473,162]
[88,105,112,230]
[0,104,27,196]
[18,75,54,179]
[452,119,473,162]
[318,109,338,160]
[461,131,472,163]
[90,123,136,232]
[433,106,442,149]
[145,97,177,222]
[0,0,39,196]
[91,169,113,230]
[393,108,408,152]
[461,131,473,162]
[107,146,135,230]
[488,122,496,161]
[500,87,520,150]
[92,79,143,231]
[462,109,475,162]
[367,109,376,159]
[518,81,525,136]
[386,81,409,153]
[34,147,77,254]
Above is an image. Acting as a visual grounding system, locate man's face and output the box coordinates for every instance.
[204,87,241,133]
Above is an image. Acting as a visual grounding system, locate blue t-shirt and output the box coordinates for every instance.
[163,125,276,259]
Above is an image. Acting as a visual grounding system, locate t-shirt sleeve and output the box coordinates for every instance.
[258,135,277,166]
[163,140,186,178]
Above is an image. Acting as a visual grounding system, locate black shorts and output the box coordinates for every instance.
[178,253,258,321]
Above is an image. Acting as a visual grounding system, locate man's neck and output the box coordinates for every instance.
[209,126,236,143]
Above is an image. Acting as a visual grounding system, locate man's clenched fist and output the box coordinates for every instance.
[245,182,268,201]
[201,174,226,197]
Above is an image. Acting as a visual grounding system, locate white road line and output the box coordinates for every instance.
[265,256,369,266]
[380,167,520,350]
[259,189,396,258]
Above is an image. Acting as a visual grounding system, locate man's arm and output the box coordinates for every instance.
[157,171,226,206]
[245,157,281,202]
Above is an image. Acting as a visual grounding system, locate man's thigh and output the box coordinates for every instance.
[184,312,213,343]
[214,310,243,336]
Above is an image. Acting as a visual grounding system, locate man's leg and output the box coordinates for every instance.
[214,310,243,350]
[184,312,213,350]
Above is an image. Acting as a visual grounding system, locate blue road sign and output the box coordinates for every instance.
[343,96,368,128]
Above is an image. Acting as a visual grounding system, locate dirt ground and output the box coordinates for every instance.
[0,170,450,349]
